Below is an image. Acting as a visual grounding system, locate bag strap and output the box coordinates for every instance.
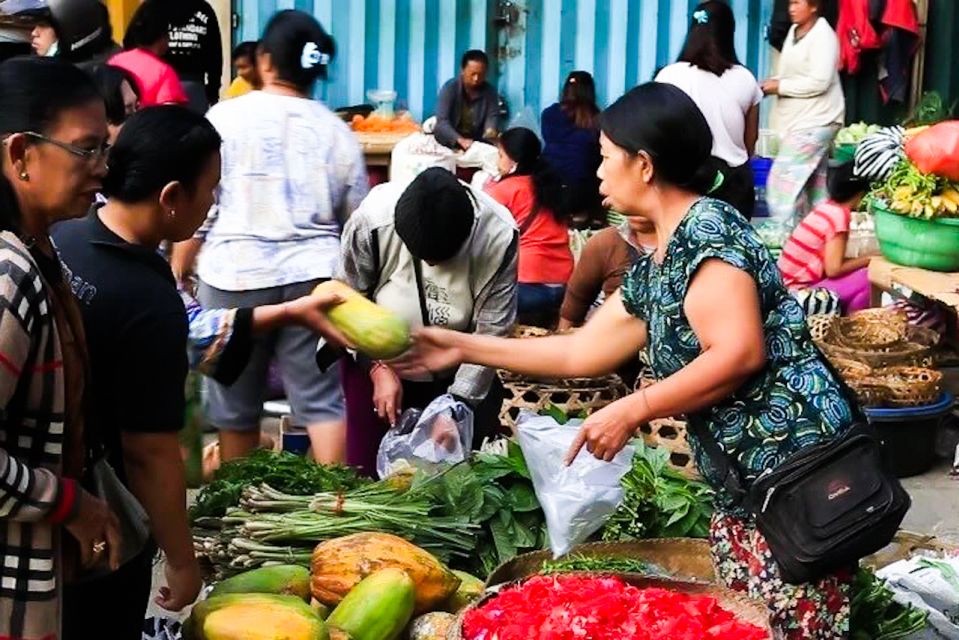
[412,258,431,327]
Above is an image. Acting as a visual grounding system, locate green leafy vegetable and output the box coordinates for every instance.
[189,449,367,521]
[836,122,882,146]
[850,568,928,640]
[539,404,586,425]
[541,554,666,576]
[601,440,714,542]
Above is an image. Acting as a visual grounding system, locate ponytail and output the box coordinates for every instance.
[0,175,23,234]
[499,127,570,224]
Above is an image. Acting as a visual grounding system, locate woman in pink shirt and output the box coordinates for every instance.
[777,162,875,314]
[485,127,573,324]
[109,1,187,107]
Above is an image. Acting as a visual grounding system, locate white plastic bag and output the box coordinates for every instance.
[376,394,474,479]
[390,132,457,186]
[515,411,633,557]
[877,556,959,639]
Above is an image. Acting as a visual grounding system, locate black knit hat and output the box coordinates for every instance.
[395,167,475,263]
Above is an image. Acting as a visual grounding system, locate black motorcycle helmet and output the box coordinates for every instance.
[47,0,113,61]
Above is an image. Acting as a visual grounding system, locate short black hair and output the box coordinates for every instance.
[461,49,489,69]
[259,10,335,91]
[122,0,174,50]
[677,1,741,76]
[232,41,258,63]
[827,161,869,203]
[89,64,140,126]
[102,105,221,203]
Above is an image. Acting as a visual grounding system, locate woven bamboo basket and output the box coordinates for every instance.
[810,313,939,369]
[498,372,629,430]
[868,366,943,407]
[499,325,630,430]
[448,574,777,640]
[485,538,716,587]
[634,376,701,479]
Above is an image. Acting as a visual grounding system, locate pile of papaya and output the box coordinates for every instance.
[351,112,420,134]
[185,532,485,640]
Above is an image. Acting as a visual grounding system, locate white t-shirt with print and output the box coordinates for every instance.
[197,91,369,291]
[656,62,763,167]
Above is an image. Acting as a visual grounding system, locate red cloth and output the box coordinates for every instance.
[109,49,188,107]
[882,0,919,34]
[837,0,880,74]
[484,175,574,285]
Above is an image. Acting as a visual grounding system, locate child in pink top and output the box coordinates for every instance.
[109,2,187,107]
[778,162,876,314]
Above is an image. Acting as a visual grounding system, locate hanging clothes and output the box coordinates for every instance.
[878,0,919,104]
[836,0,881,74]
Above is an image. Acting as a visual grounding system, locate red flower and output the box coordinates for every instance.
[462,575,769,640]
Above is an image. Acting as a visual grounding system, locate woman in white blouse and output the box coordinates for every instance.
[761,0,845,233]
[656,0,762,219]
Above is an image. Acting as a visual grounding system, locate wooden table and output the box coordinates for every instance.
[354,131,411,168]
[869,257,959,343]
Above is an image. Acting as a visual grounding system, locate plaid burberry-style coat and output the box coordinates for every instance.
[0,231,79,640]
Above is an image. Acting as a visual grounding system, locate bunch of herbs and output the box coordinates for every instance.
[601,440,713,542]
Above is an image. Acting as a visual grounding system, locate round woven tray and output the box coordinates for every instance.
[868,366,943,407]
[485,538,717,587]
[448,573,776,640]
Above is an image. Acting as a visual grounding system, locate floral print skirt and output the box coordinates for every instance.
[710,511,852,639]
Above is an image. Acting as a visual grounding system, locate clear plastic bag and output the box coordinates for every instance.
[515,411,633,557]
[376,394,474,479]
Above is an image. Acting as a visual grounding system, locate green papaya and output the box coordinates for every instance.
[186,593,328,640]
[209,564,311,601]
[443,570,484,613]
[326,568,415,640]
[313,281,410,360]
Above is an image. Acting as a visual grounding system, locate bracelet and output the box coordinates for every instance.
[638,388,652,418]
[370,361,392,377]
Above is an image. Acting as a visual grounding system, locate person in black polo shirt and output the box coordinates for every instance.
[53,105,347,638]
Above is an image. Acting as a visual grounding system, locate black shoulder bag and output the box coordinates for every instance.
[687,352,911,584]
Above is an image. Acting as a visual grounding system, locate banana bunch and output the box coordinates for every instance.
[875,159,959,219]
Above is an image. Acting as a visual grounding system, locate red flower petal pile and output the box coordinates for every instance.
[462,575,769,640]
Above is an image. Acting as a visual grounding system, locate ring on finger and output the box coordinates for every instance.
[92,540,106,554]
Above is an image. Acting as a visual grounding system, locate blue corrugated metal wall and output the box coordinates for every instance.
[234,0,774,122]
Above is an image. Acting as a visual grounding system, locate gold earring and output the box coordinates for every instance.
[18,170,28,181]
[168,209,176,219]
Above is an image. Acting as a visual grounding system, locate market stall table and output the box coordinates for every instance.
[354,131,411,186]
[869,257,959,345]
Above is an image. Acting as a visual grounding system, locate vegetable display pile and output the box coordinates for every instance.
[462,575,768,640]
[836,122,882,146]
[351,112,420,133]
[189,449,366,520]
[194,477,477,577]
[540,554,665,576]
[870,159,959,219]
[850,568,928,640]
[602,440,713,542]
[429,441,547,577]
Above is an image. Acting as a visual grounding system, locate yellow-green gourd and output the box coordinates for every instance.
[313,281,410,360]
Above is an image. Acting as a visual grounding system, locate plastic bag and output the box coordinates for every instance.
[515,412,633,557]
[877,556,959,638]
[376,394,474,479]
[390,132,457,186]
[905,121,959,181]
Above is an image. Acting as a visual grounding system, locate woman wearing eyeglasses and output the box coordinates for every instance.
[0,57,119,640]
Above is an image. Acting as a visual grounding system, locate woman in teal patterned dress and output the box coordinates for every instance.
[396,83,857,639]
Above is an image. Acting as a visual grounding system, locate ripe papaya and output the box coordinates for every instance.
[443,570,484,612]
[313,281,410,360]
[310,532,460,614]
[186,593,328,640]
[326,569,415,640]
[209,565,311,601]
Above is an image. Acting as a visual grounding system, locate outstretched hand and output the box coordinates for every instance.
[390,327,464,378]
[565,394,643,465]
[285,292,354,348]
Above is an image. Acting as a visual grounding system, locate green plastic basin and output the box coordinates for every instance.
[873,203,959,271]
[833,143,857,163]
